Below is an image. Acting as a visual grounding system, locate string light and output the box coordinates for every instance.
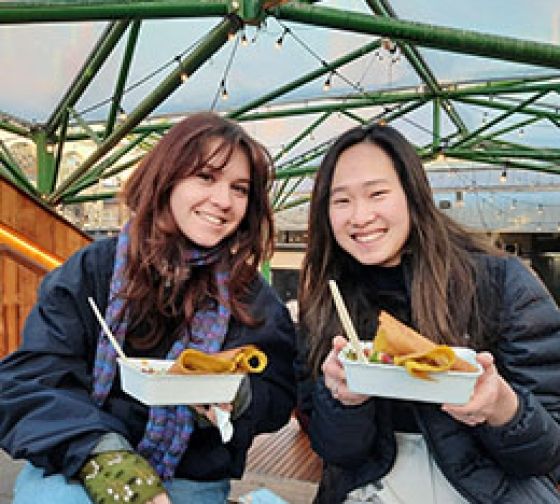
[175,56,188,83]
[322,73,332,92]
[275,28,288,49]
[220,79,229,100]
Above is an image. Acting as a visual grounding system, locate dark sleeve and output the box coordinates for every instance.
[0,240,129,478]
[476,256,560,477]
[228,278,297,437]
[294,325,313,433]
[309,378,378,467]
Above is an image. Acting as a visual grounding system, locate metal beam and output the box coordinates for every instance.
[228,38,382,119]
[0,1,229,23]
[274,3,560,70]
[364,0,466,133]
[45,20,130,136]
[106,20,142,138]
[48,14,240,204]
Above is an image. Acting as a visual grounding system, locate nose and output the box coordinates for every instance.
[210,181,232,209]
[350,200,375,227]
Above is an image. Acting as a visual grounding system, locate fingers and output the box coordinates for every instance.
[147,493,171,504]
[332,335,348,352]
[476,351,494,371]
[442,351,500,426]
[321,336,369,407]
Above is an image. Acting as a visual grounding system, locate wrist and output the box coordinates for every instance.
[486,377,519,427]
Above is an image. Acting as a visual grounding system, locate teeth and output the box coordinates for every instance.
[354,231,384,243]
[198,211,224,225]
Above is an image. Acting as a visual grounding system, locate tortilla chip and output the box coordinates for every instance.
[168,345,267,375]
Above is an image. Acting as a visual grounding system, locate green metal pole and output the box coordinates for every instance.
[0,118,30,137]
[34,131,56,195]
[453,95,559,123]
[274,112,330,162]
[45,21,130,136]
[0,144,36,194]
[274,3,560,70]
[48,15,240,204]
[106,20,142,138]
[0,1,229,23]
[228,39,382,120]
[364,0,466,134]
[68,108,102,145]
[452,90,548,149]
[432,98,440,152]
[51,111,69,192]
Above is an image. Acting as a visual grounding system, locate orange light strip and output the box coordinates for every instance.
[0,223,62,270]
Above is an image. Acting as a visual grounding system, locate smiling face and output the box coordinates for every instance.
[328,141,411,267]
[170,138,251,248]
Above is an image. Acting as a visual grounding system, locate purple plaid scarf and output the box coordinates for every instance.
[92,221,231,479]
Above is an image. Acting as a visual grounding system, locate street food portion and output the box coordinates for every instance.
[168,345,267,375]
[373,311,478,378]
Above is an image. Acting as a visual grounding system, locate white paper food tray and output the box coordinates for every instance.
[117,358,245,406]
[339,342,482,405]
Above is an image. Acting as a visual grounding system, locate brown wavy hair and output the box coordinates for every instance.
[120,112,274,349]
[299,123,500,375]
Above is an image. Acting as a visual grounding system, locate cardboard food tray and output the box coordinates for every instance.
[118,358,245,406]
[339,342,482,405]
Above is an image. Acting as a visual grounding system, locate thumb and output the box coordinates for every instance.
[476,351,494,371]
[332,335,348,352]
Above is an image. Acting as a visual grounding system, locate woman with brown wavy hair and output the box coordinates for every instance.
[297,123,560,503]
[0,112,296,504]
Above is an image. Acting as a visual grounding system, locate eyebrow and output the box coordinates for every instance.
[330,179,388,194]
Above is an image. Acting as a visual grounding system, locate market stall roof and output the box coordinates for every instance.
[1,0,559,231]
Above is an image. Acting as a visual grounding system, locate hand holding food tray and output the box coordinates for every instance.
[339,311,482,405]
[118,345,267,406]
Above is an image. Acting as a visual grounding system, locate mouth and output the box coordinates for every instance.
[196,210,227,226]
[351,229,386,243]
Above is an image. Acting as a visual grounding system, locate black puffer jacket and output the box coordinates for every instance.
[304,254,560,503]
[0,237,297,481]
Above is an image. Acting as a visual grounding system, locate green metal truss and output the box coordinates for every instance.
[0,0,558,216]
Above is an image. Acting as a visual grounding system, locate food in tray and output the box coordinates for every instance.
[169,344,267,374]
[139,345,267,375]
[346,311,478,379]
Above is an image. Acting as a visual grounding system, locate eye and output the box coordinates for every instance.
[330,196,350,206]
[197,171,214,182]
[369,189,388,199]
[232,184,249,196]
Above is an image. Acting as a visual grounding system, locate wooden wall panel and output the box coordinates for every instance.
[0,178,92,357]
